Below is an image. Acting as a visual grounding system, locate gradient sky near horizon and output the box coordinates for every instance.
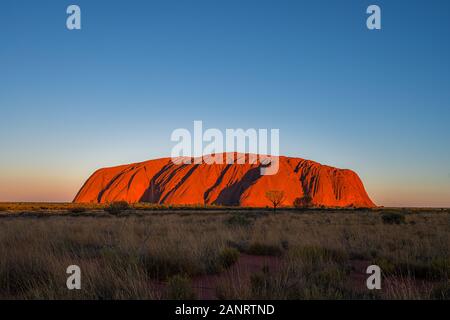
[1,0,450,207]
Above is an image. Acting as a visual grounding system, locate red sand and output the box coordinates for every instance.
[73,153,375,208]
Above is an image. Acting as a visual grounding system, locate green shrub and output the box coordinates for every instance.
[166,275,196,300]
[104,201,130,215]
[293,195,313,208]
[218,247,240,269]
[381,212,405,225]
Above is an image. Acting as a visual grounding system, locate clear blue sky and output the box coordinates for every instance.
[1,0,449,206]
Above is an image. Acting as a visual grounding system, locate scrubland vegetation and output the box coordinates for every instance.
[0,204,448,300]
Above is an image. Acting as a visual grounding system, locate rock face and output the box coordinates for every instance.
[73,153,375,208]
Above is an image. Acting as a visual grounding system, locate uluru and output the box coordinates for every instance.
[73,153,375,208]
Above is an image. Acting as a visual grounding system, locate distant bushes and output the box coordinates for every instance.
[293,195,313,209]
[104,201,130,215]
[69,206,87,214]
[381,212,405,225]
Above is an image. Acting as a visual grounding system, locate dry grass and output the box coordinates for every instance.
[0,207,448,299]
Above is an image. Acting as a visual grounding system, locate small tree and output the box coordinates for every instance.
[293,195,313,209]
[265,190,285,212]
